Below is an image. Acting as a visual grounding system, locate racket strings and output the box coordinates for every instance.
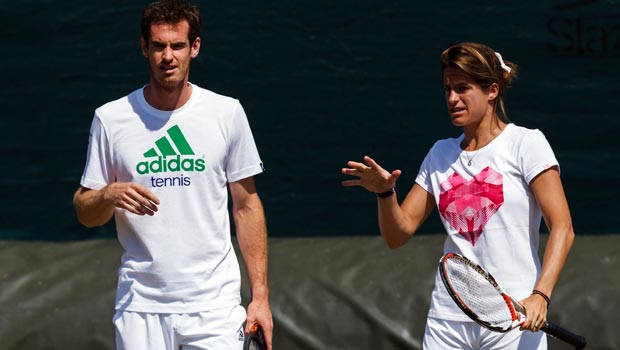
[445,259,515,329]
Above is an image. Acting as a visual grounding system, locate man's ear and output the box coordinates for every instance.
[141,38,149,58]
[190,37,201,58]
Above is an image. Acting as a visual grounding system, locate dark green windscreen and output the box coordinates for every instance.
[2,1,618,240]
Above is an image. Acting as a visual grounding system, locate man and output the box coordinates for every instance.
[73,1,273,349]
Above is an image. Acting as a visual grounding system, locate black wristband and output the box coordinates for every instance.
[531,289,551,308]
[376,188,395,198]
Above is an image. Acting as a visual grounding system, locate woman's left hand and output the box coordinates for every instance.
[519,293,549,332]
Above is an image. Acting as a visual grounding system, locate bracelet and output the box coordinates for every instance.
[376,188,395,198]
[531,289,551,308]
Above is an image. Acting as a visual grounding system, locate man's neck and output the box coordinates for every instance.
[143,80,193,111]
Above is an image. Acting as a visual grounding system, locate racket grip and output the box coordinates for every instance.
[542,321,586,349]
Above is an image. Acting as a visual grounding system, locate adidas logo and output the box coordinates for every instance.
[136,125,206,175]
[238,327,245,341]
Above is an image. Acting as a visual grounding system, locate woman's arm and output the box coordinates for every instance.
[342,155,435,249]
[520,166,575,332]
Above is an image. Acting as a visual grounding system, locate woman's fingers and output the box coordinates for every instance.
[363,155,381,170]
[341,179,361,187]
[389,169,402,182]
[341,167,365,177]
[342,157,402,193]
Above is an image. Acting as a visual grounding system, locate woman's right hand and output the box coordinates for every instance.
[341,155,401,194]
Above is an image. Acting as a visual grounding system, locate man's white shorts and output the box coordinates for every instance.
[423,317,547,350]
[113,304,246,350]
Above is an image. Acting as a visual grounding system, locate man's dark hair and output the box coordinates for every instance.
[141,0,201,45]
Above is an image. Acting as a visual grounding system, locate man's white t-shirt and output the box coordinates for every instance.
[80,83,263,313]
[415,123,558,321]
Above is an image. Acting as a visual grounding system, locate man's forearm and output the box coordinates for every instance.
[234,194,269,300]
[73,186,115,228]
[74,182,160,228]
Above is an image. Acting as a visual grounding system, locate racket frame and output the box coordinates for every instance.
[439,252,587,349]
[243,324,266,350]
[439,252,522,332]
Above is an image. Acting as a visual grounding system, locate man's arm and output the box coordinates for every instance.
[73,183,160,227]
[229,177,273,350]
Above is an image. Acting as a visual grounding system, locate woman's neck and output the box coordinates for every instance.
[461,117,507,151]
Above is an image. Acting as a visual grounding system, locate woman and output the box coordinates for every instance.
[341,42,575,350]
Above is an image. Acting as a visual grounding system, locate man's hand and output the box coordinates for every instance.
[245,299,273,350]
[103,182,160,216]
[74,182,160,227]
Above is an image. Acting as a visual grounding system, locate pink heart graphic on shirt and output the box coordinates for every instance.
[438,167,504,246]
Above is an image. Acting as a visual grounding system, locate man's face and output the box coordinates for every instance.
[141,20,200,89]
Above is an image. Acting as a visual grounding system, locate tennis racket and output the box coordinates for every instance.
[439,252,586,349]
[243,324,266,350]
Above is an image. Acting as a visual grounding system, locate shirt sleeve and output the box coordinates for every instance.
[415,142,439,196]
[80,115,115,190]
[519,129,559,184]
[225,101,264,183]
[415,153,431,192]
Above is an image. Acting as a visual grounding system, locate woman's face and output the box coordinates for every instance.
[442,67,498,127]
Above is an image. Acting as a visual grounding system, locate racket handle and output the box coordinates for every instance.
[542,321,587,349]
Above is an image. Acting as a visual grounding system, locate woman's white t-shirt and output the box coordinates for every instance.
[415,123,558,321]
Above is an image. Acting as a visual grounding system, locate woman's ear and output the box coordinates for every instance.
[488,83,499,101]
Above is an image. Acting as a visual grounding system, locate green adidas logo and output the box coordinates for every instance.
[136,125,205,175]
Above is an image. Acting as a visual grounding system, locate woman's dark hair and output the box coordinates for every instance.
[441,42,518,122]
